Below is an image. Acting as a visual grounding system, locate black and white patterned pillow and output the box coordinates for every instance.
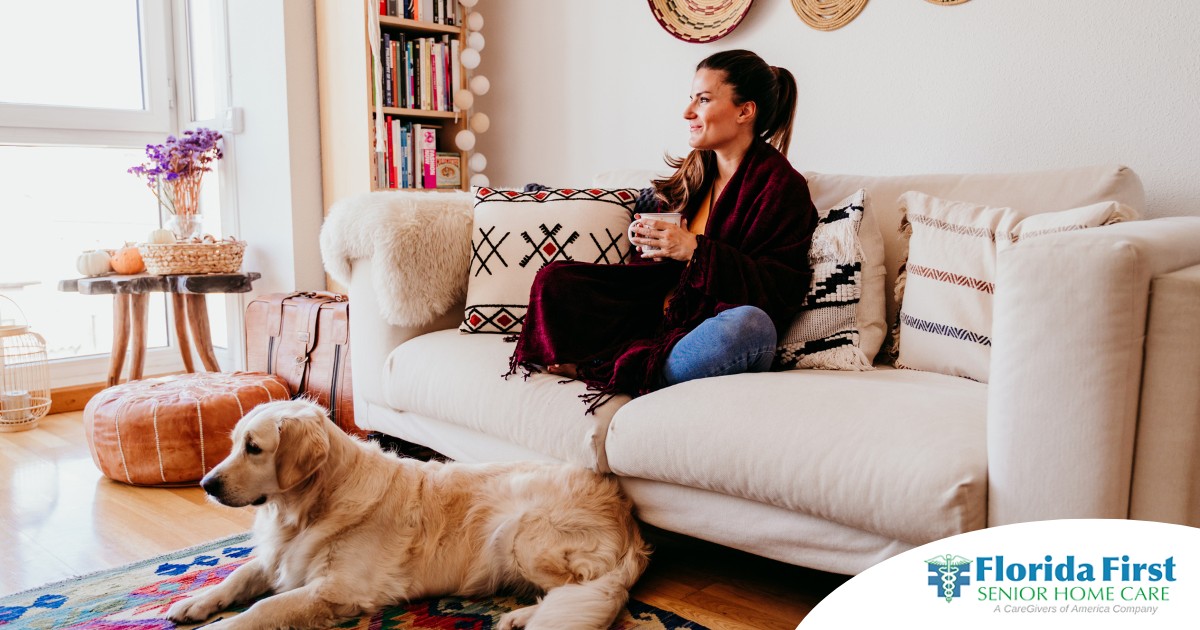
[775,189,873,370]
[461,186,639,334]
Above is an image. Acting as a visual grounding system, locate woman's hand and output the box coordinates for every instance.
[630,215,698,262]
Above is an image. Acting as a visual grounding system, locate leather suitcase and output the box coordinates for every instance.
[244,291,361,436]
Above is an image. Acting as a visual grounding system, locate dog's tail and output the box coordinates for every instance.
[523,541,649,630]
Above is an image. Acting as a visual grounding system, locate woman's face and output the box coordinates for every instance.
[683,68,753,152]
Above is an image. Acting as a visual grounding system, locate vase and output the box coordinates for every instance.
[166,214,203,242]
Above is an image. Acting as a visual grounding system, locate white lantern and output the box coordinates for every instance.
[470,112,491,134]
[466,12,484,31]
[459,0,477,7]
[470,75,490,96]
[454,88,475,110]
[0,296,50,432]
[470,173,490,188]
[469,152,487,172]
[467,32,485,52]
[461,48,481,70]
[455,129,477,151]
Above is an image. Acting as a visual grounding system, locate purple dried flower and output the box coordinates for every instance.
[128,127,223,215]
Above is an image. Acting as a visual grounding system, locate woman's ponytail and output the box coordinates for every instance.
[765,66,797,155]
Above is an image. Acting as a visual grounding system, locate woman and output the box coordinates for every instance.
[508,50,818,412]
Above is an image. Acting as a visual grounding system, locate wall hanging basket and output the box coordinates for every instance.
[791,0,869,31]
[138,240,246,275]
[648,0,754,43]
[0,296,51,432]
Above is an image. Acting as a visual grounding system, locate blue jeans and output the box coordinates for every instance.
[661,305,777,386]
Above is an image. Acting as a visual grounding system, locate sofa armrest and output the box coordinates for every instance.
[348,255,464,430]
[319,190,474,431]
[987,217,1200,526]
[1130,263,1200,526]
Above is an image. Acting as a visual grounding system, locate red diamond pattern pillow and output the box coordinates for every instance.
[461,186,640,334]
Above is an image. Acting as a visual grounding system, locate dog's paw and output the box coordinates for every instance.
[498,605,539,630]
[166,595,225,624]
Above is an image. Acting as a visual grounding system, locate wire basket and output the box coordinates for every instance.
[138,240,246,275]
[0,295,51,432]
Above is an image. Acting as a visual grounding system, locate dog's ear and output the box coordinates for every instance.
[274,410,331,491]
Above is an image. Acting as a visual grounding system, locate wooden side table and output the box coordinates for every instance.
[58,273,261,386]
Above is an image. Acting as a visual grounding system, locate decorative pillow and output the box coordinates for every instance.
[461,186,640,333]
[893,192,1138,382]
[775,189,874,371]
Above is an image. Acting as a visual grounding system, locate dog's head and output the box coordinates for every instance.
[200,399,332,507]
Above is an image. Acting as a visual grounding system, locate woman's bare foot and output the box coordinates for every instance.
[546,363,579,379]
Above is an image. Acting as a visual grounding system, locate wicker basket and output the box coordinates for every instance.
[139,241,246,275]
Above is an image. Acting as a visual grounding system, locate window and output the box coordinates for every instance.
[0,0,235,387]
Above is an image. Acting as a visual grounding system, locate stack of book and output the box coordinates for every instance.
[379,0,459,24]
[375,120,461,190]
[381,33,460,112]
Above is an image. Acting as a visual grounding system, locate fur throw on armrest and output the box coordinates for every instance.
[320,190,474,327]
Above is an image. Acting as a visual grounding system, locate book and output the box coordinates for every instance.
[381,33,393,108]
[435,152,461,189]
[396,33,408,108]
[450,38,460,107]
[399,122,410,188]
[436,40,446,111]
[389,117,401,189]
[417,125,439,189]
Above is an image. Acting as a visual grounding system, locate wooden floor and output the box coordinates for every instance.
[0,411,849,628]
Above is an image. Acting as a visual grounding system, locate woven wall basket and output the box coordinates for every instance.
[791,0,869,31]
[648,0,754,43]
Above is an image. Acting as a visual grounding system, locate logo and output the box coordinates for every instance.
[927,554,972,602]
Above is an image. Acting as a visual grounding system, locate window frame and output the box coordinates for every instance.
[0,0,244,388]
[0,1,176,136]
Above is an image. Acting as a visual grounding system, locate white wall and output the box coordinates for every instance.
[227,0,325,295]
[475,0,1200,219]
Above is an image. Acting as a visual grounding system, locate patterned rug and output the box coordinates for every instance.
[0,533,707,629]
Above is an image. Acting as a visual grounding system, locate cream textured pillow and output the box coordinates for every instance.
[776,189,874,371]
[894,192,1137,381]
[461,186,640,333]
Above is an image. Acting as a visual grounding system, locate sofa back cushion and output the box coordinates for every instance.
[805,165,1146,336]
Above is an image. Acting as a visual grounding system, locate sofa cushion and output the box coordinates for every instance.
[461,186,640,334]
[604,368,988,545]
[894,193,1137,381]
[776,188,873,371]
[382,329,630,471]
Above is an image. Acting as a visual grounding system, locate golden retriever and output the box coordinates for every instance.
[166,399,649,630]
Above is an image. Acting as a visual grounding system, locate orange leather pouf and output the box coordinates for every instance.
[83,372,291,486]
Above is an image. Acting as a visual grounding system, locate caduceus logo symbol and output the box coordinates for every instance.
[926,554,972,602]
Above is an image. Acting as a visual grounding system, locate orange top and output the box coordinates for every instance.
[689,186,713,237]
[663,186,714,311]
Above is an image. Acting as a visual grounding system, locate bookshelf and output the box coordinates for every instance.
[315,0,471,218]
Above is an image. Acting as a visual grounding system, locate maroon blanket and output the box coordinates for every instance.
[509,139,818,409]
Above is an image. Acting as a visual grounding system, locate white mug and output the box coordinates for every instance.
[628,212,683,256]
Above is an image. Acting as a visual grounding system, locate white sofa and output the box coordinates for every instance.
[321,165,1200,575]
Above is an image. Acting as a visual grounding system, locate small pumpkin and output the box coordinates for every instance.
[76,250,112,277]
[110,244,146,275]
[146,228,176,244]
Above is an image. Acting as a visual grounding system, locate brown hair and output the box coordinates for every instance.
[653,50,798,213]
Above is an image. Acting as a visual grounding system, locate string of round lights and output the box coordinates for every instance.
[453,0,490,187]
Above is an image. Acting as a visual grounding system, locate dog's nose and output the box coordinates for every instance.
[201,475,223,498]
